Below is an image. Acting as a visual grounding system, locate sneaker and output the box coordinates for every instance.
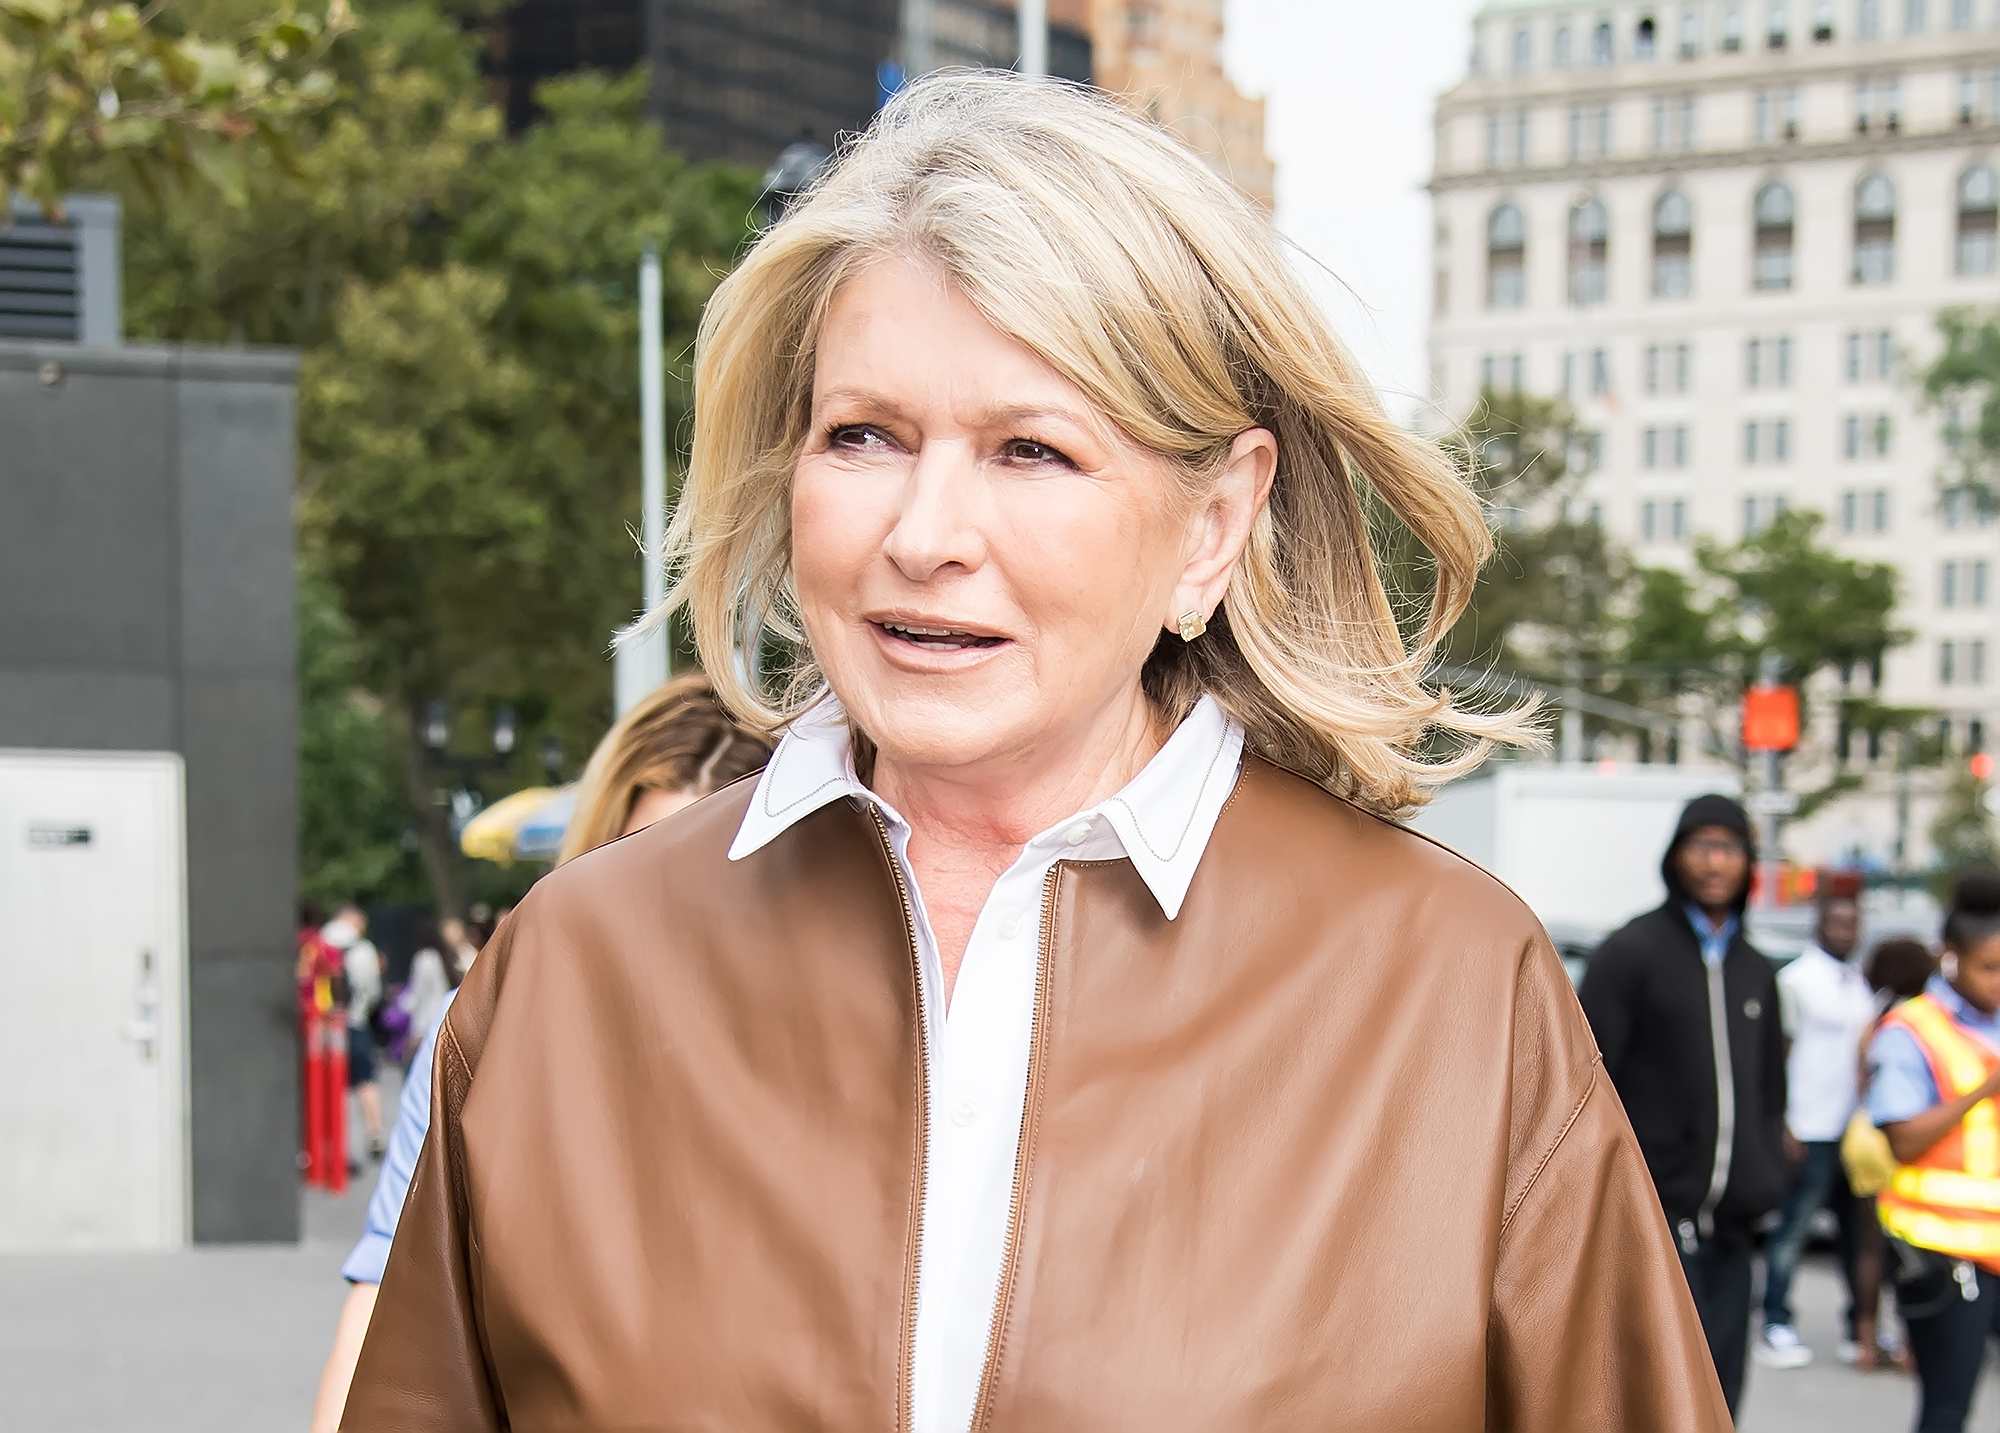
[1837,1337,1867,1367]
[1754,1324,1815,1369]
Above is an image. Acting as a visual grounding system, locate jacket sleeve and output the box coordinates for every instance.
[340,933,509,1430]
[1488,935,1731,1431]
[1576,933,1635,1079]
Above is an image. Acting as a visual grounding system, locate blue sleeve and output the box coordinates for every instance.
[1867,1023,1941,1128]
[341,990,455,1283]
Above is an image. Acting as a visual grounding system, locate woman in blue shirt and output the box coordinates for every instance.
[309,675,771,1432]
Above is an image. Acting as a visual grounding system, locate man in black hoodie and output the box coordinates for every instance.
[1580,793,1790,1417]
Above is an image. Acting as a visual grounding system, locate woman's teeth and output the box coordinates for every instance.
[881,622,999,651]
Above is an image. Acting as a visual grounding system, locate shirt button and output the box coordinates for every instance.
[951,1101,978,1127]
[1063,821,1092,846]
[997,912,1024,938]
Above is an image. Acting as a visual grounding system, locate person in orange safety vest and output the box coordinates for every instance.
[1868,870,2000,1433]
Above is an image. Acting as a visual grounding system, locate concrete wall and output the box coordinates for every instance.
[0,339,300,1242]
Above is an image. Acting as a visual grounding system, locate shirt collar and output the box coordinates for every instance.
[1928,973,2000,1031]
[729,693,1245,921]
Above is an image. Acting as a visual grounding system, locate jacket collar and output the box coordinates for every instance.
[729,693,1245,921]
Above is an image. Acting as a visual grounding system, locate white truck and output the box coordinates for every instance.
[1408,762,1748,979]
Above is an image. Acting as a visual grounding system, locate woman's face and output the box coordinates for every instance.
[1952,933,2000,1015]
[791,257,1272,780]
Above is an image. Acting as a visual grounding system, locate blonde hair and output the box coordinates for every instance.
[658,73,1533,815]
[555,673,773,864]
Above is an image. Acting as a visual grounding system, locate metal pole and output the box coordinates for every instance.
[1756,650,1782,908]
[640,242,666,619]
[1018,0,1047,77]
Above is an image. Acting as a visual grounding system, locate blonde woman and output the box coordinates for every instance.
[309,674,768,1433]
[345,76,1727,1430]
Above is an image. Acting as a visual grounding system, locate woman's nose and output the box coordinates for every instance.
[881,439,987,581]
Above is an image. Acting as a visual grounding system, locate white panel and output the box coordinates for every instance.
[0,749,187,1250]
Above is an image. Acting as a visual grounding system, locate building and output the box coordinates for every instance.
[1088,0,1274,208]
[1430,0,2000,869]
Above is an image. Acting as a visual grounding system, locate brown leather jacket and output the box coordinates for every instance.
[345,757,1728,1431]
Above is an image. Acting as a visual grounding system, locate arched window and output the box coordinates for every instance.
[1592,20,1615,62]
[1859,0,1879,38]
[1754,180,1795,290]
[1680,8,1704,55]
[1653,190,1694,297]
[1959,164,1999,274]
[1513,26,1532,72]
[1569,196,1610,305]
[1636,15,1658,57]
[1854,173,1896,283]
[1554,23,1572,64]
[1488,203,1527,308]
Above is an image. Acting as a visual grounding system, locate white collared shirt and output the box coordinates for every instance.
[1775,942,1878,1142]
[731,694,1245,1433]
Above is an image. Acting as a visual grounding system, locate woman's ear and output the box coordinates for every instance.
[1163,428,1277,635]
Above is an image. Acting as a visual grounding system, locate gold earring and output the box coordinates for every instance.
[1177,610,1207,643]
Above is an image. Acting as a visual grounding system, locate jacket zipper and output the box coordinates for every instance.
[868,806,931,1433]
[1692,955,1736,1250]
[969,865,1061,1431]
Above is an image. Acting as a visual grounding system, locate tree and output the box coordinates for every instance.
[1930,764,1998,893]
[95,0,759,917]
[1920,305,2000,513]
[0,0,348,213]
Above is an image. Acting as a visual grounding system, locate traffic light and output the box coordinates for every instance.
[1972,751,1995,781]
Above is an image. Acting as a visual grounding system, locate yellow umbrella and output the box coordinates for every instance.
[459,786,564,865]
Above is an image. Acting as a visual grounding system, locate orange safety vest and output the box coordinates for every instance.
[1877,992,2000,1274]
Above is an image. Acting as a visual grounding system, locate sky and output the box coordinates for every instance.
[1225,0,1485,423]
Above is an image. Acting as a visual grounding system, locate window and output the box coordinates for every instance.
[1676,342,1691,391]
[1754,181,1795,290]
[1487,203,1526,307]
[1646,344,1662,393]
[1673,425,1689,464]
[1745,494,1764,535]
[1653,189,1693,296]
[1874,413,1893,454]
[1562,349,1577,397]
[1755,90,1774,143]
[1843,489,1860,530]
[1513,26,1532,73]
[1860,0,1880,37]
[1777,336,1792,384]
[1487,114,1502,168]
[1878,329,1894,376]
[1945,559,1962,606]
[1724,5,1745,48]
[1956,0,1975,27]
[1975,640,1989,685]
[1672,499,1688,538]
[1745,420,1761,462]
[1844,413,1862,457]
[1482,354,1495,390]
[1637,15,1658,58]
[1960,165,1999,275]
[1591,347,1611,395]
[1681,8,1703,56]
[1593,21,1615,63]
[1774,418,1791,460]
[1874,489,1891,530]
[1554,24,1573,64]
[1642,500,1659,540]
[1964,70,1980,124]
[1856,76,1901,133]
[1748,337,1763,387]
[1597,103,1614,155]
[1854,173,1896,284]
[1570,196,1610,306]
[1847,328,1897,380]
[1815,0,1837,39]
[1769,1,1791,46]
[1516,111,1531,164]
[1510,353,1524,391]
[1978,559,1992,604]
[1569,106,1584,160]
[1943,640,1958,685]
[1907,0,1927,31]
[1645,426,1661,467]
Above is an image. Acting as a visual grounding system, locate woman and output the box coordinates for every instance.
[308,674,771,1433]
[1869,874,2000,1430]
[1843,935,1935,1370]
[344,75,1727,1430]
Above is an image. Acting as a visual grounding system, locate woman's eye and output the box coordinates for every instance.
[1001,438,1070,466]
[828,424,886,450]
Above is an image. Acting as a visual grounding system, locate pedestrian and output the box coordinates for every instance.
[1845,934,1936,1371]
[343,73,1729,1431]
[1867,871,2000,1432]
[321,903,385,1162]
[1755,892,1876,1369]
[437,917,478,982]
[1579,792,1791,1417]
[401,919,450,1060]
[308,673,773,1433]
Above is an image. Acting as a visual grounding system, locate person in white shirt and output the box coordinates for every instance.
[1756,894,1875,1369]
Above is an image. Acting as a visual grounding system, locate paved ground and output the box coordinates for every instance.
[0,1088,1990,1433]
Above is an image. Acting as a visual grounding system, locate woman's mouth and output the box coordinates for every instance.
[874,620,1005,652]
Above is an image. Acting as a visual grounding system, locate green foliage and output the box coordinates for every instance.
[95,0,759,915]
[297,564,422,906]
[0,0,349,214]
[1920,305,2000,514]
[1930,765,1999,894]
